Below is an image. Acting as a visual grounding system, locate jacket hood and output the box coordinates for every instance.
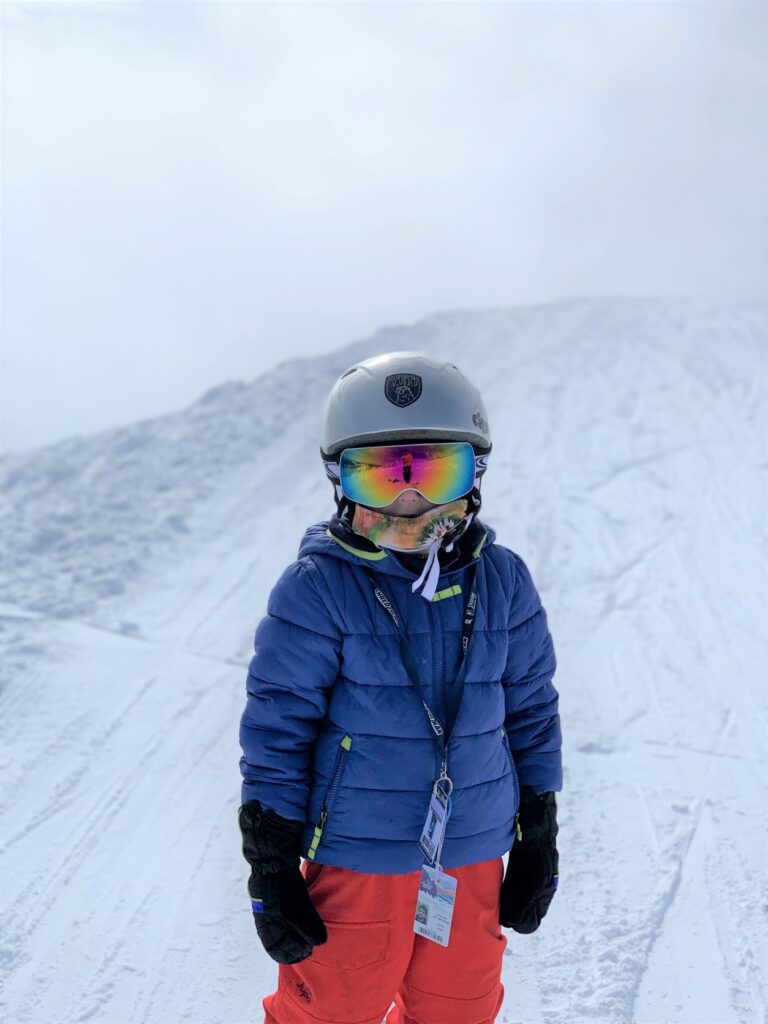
[297,512,496,581]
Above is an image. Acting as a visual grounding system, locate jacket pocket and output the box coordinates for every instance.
[501,727,520,809]
[308,735,352,861]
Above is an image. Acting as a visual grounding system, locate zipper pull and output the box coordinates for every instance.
[307,808,328,862]
[514,812,523,843]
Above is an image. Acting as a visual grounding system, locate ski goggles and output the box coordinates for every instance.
[337,441,477,509]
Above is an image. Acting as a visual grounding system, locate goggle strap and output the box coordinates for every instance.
[322,460,345,503]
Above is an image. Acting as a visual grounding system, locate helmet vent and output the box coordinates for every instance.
[340,367,357,379]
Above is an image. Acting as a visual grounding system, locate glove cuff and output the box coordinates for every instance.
[517,787,558,842]
[238,800,304,867]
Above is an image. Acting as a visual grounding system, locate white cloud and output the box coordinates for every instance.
[1,0,766,452]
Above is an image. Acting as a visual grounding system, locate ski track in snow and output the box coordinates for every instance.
[0,298,766,1024]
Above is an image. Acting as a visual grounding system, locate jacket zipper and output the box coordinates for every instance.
[429,598,446,727]
[426,599,448,782]
[307,735,352,861]
[501,726,514,768]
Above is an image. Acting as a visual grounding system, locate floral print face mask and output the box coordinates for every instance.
[351,497,469,552]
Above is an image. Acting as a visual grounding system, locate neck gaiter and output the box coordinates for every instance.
[351,497,468,552]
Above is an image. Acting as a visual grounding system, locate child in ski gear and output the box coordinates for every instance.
[238,351,562,1023]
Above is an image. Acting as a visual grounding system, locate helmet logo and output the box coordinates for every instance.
[385,373,422,408]
[472,410,489,435]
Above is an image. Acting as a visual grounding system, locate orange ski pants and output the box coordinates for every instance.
[263,857,506,1024]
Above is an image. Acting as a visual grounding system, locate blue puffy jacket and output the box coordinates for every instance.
[239,515,562,874]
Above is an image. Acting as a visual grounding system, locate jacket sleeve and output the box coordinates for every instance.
[502,552,562,794]
[239,556,342,821]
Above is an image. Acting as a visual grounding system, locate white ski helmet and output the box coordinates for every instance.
[320,351,491,458]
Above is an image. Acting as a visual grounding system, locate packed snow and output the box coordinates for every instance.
[1,297,766,1024]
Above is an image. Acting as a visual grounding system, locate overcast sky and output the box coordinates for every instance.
[2,1,766,454]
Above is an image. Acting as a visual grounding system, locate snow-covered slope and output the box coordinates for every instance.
[1,298,766,1024]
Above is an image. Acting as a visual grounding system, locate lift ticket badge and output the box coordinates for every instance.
[413,865,457,947]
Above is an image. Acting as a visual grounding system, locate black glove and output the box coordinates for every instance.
[238,799,327,964]
[500,786,559,934]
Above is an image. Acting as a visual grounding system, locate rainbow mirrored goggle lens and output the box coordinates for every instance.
[338,442,476,509]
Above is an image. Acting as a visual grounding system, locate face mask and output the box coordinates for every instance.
[351,497,468,552]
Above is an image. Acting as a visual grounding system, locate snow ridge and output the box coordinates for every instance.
[1,297,766,1024]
